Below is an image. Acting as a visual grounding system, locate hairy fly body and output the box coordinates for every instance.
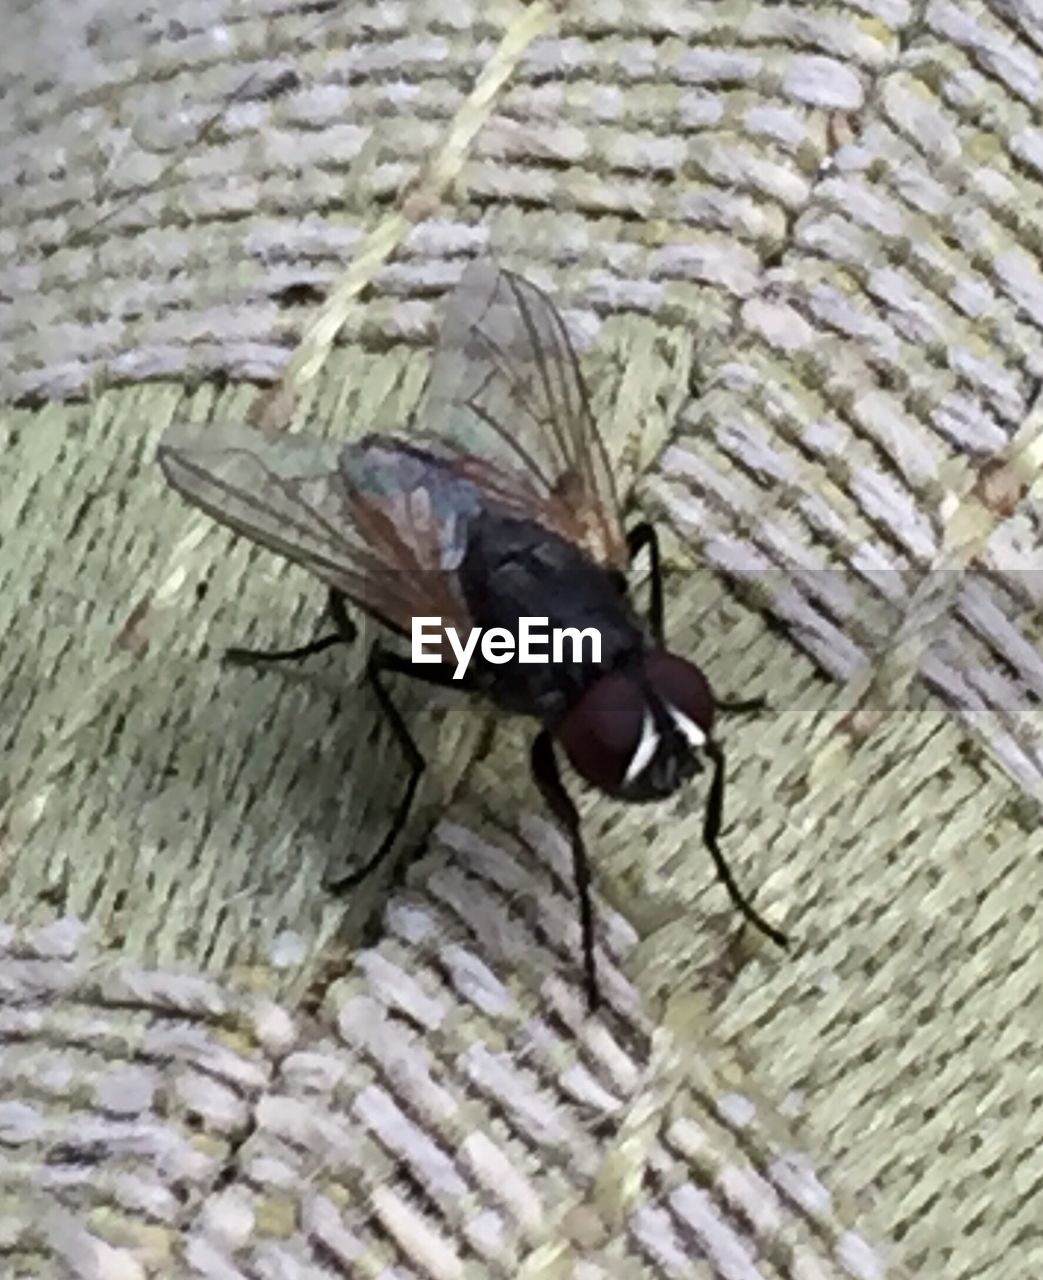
[157,260,787,1011]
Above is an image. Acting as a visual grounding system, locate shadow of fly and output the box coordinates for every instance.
[157,260,787,1011]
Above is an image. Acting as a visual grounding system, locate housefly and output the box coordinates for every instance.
[157,260,787,1011]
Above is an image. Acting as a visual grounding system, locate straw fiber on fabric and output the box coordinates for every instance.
[2,1,1042,1277]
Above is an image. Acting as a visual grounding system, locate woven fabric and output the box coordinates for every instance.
[3,1,1042,1276]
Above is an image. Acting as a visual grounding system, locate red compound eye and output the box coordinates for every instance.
[643,649,715,738]
[556,670,645,793]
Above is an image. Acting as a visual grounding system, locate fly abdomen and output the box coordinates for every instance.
[339,437,485,575]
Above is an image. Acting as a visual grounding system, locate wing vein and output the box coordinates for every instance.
[508,273,573,465]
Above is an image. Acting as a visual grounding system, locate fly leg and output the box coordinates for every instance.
[703,738,788,948]
[626,522,664,643]
[531,731,600,1014]
[224,588,357,667]
[628,524,768,717]
[324,645,474,893]
[715,696,767,715]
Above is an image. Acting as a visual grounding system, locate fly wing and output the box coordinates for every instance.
[157,420,470,642]
[415,260,629,570]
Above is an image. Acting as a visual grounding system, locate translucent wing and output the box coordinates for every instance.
[414,260,628,570]
[157,420,471,643]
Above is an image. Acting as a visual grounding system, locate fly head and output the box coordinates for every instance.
[556,649,715,803]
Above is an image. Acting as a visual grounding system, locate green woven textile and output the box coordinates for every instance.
[3,2,1042,1276]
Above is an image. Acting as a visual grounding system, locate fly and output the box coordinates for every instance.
[157,260,787,1011]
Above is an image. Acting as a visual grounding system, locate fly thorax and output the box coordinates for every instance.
[457,511,644,718]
